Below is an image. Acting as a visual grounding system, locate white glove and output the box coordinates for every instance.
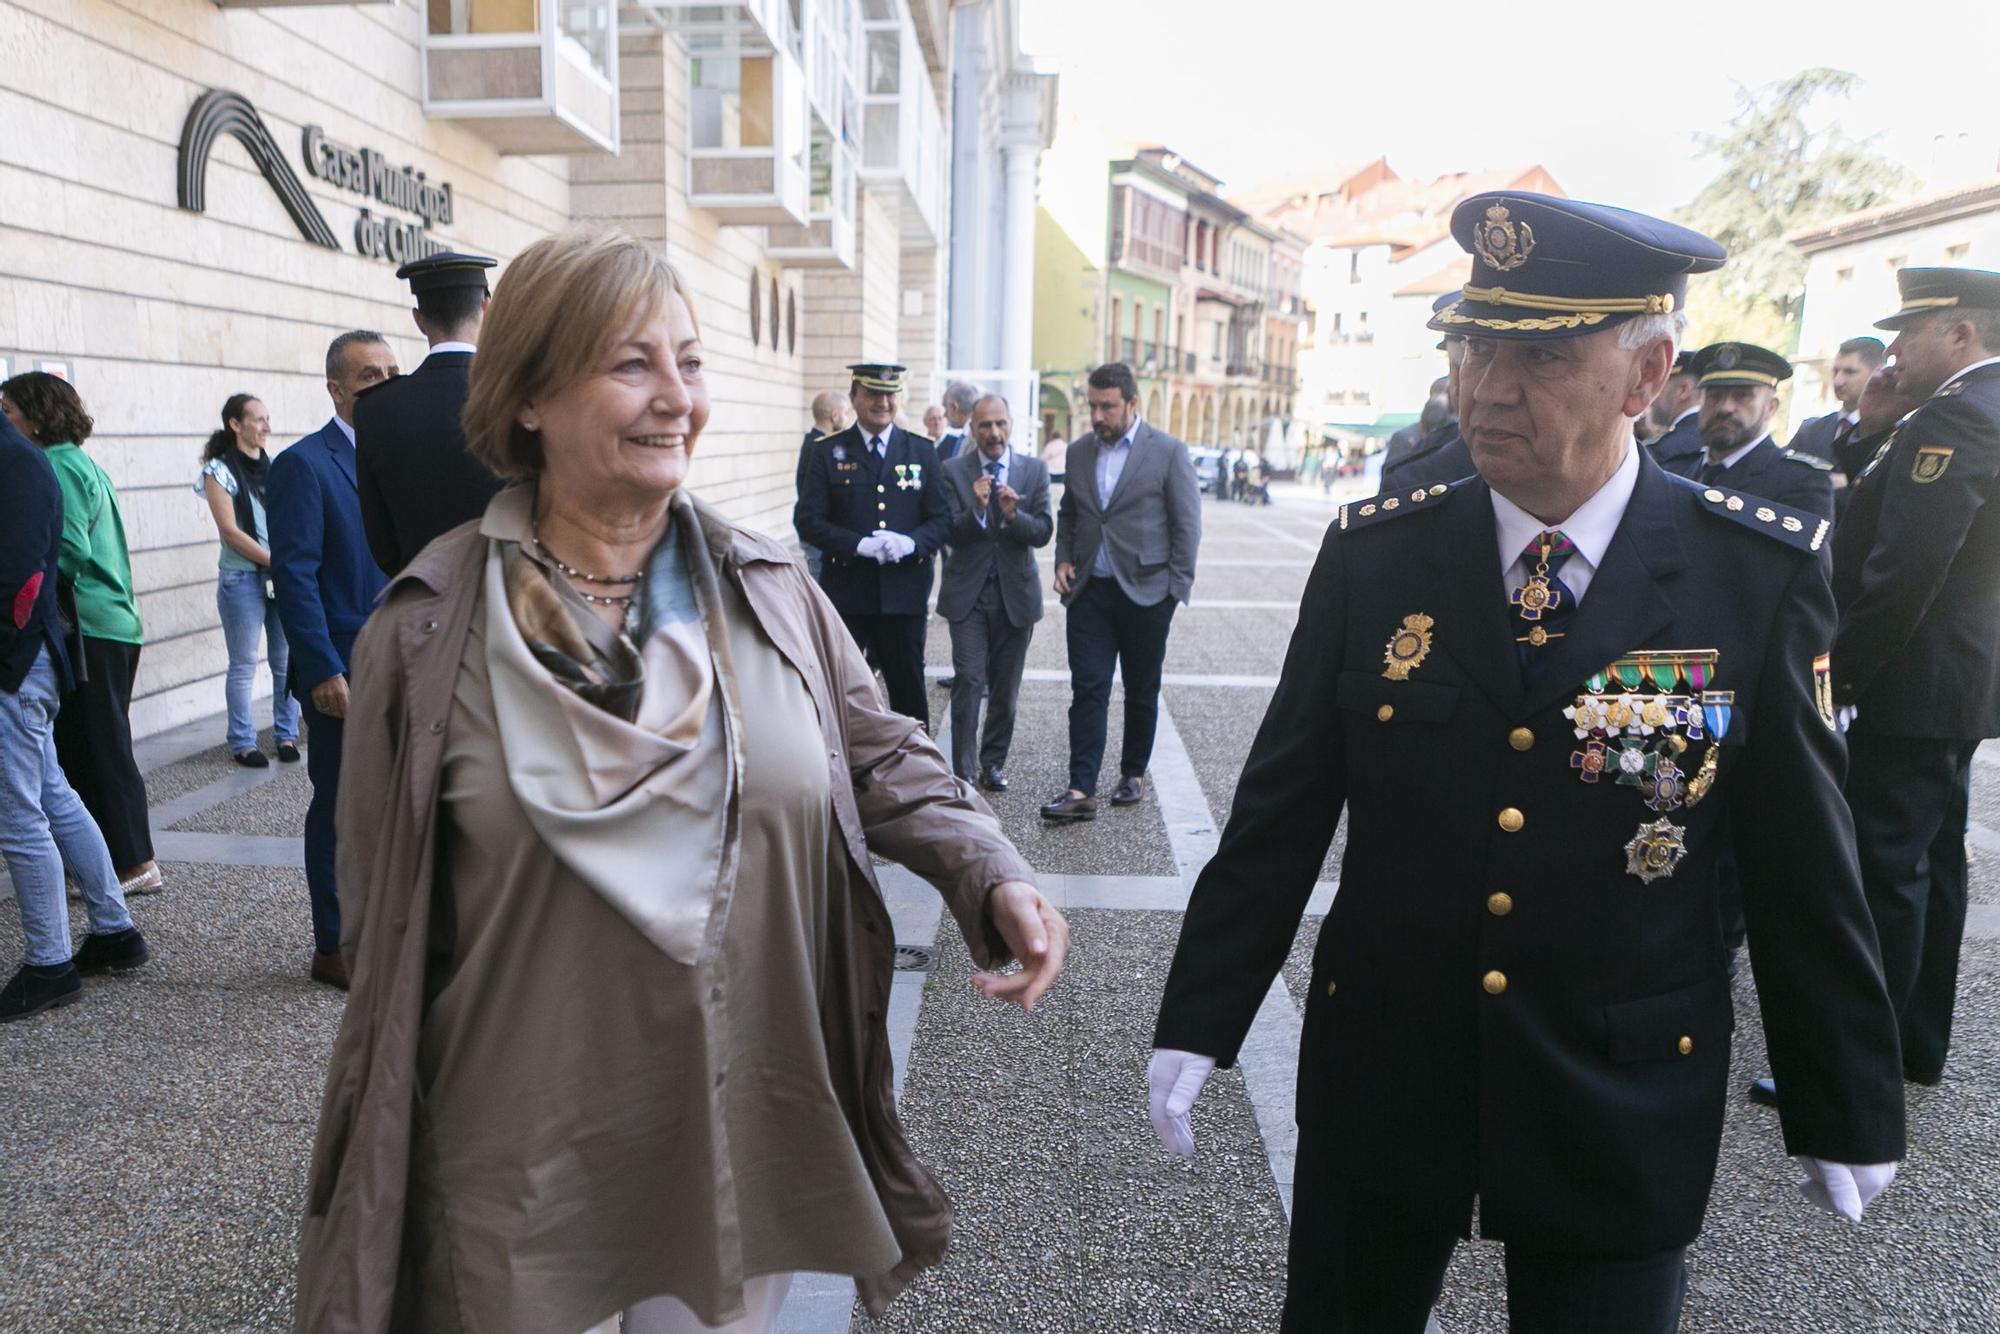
[854,532,886,562]
[1796,1157,1897,1222]
[1837,705,1858,733]
[883,531,917,562]
[1147,1048,1217,1159]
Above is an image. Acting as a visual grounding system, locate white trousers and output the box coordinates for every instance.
[581,1273,793,1334]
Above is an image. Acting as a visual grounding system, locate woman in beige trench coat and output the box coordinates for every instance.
[293,227,1068,1334]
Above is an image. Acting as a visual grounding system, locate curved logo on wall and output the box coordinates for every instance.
[176,89,455,267]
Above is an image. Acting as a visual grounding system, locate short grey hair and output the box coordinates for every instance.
[943,380,982,414]
[973,392,1011,416]
[1934,306,2000,352]
[1616,311,1686,354]
[326,329,388,381]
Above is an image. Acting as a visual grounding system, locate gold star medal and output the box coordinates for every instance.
[1624,818,1688,883]
[1382,613,1434,681]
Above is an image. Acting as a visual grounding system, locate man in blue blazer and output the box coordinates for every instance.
[267,331,396,990]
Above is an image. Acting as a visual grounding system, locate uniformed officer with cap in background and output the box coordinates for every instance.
[794,362,950,728]
[1380,291,1474,493]
[1684,341,1835,519]
[354,250,503,574]
[1643,349,1705,473]
[1148,191,1904,1332]
[1825,266,2000,1090]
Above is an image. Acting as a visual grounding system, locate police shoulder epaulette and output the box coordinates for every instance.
[1781,449,1833,471]
[1336,480,1455,533]
[1690,481,1829,554]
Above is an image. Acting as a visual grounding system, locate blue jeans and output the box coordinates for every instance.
[218,568,299,753]
[1,646,133,966]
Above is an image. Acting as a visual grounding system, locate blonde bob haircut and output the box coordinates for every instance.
[463,227,700,480]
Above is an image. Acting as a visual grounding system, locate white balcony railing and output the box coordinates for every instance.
[766,125,857,268]
[422,0,619,155]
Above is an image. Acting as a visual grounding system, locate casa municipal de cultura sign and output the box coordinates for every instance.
[176,89,456,267]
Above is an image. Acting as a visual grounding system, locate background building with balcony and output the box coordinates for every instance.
[1,0,1052,738]
[1248,159,1560,453]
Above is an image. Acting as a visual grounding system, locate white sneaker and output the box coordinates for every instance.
[117,864,165,896]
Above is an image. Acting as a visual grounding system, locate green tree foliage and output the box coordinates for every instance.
[1677,68,1915,352]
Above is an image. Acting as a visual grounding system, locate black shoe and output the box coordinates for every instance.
[276,742,302,763]
[71,928,151,976]
[1040,790,1098,821]
[1747,1077,1778,1108]
[979,766,1009,793]
[234,749,269,768]
[1111,774,1148,806]
[311,951,350,991]
[0,962,83,1022]
[1905,1067,1944,1087]
[938,675,957,690]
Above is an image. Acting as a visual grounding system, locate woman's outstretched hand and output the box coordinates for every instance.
[973,881,1069,1012]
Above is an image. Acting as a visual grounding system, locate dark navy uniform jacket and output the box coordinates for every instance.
[1648,410,1704,476]
[1156,453,1902,1254]
[1833,361,2000,739]
[0,414,72,693]
[1380,422,1473,494]
[354,351,502,575]
[794,422,950,618]
[1698,436,1835,521]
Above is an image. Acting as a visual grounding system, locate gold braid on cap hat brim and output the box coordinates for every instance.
[1434,284,1678,332]
[1698,370,1782,388]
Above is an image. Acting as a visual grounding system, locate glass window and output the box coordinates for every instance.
[863,103,897,170]
[861,0,894,19]
[559,0,612,77]
[690,56,775,150]
[866,29,899,95]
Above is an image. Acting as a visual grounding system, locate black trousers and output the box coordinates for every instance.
[946,578,1032,779]
[52,635,153,871]
[293,685,344,957]
[1065,576,1175,796]
[1845,731,1975,1078]
[842,611,929,730]
[1283,1130,1687,1333]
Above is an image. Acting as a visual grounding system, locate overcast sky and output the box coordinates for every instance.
[1020,0,2000,228]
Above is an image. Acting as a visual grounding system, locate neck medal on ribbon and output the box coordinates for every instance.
[1560,649,1728,884]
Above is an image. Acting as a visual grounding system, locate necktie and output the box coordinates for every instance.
[871,436,885,458]
[1697,459,1727,486]
[1510,530,1578,677]
[985,459,1003,483]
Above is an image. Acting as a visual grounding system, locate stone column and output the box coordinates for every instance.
[998,135,1038,378]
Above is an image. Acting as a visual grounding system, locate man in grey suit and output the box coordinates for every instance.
[938,395,1052,791]
[1043,362,1202,821]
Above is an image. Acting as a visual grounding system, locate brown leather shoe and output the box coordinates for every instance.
[1040,789,1098,821]
[1111,774,1148,806]
[310,951,350,991]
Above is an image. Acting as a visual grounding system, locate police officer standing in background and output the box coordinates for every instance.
[1829,267,2000,1090]
[1642,350,1704,474]
[1148,192,1903,1332]
[1685,342,1835,520]
[354,251,502,574]
[794,362,950,728]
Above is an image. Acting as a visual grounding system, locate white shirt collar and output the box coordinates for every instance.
[1839,409,1861,428]
[426,341,476,359]
[1708,433,1769,471]
[1491,441,1640,601]
[1939,355,2000,395]
[1672,404,1700,427]
[1113,417,1143,450]
[331,414,356,448]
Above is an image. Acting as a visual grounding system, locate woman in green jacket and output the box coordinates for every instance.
[0,373,158,895]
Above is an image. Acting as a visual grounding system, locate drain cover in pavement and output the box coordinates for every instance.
[893,945,933,972]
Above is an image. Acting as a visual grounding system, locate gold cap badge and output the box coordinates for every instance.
[1382,613,1434,681]
[1473,203,1536,273]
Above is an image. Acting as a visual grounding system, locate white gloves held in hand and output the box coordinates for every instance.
[855,531,915,565]
[1797,1157,1897,1222]
[1147,1048,1216,1158]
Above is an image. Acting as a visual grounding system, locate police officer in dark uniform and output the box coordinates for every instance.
[1645,350,1705,475]
[1147,192,1904,1332]
[1685,341,1835,519]
[354,251,502,574]
[1382,292,1475,493]
[1830,267,2000,1087]
[794,363,950,728]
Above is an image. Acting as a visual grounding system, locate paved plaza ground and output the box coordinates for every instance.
[4,486,1998,1331]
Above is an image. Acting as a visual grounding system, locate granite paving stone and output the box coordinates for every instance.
[135,729,290,808]
[168,766,315,836]
[1165,685,1345,883]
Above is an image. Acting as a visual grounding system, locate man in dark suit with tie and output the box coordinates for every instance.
[1042,362,1202,820]
[1641,350,1704,475]
[268,331,394,990]
[794,362,950,728]
[1786,335,1886,472]
[937,394,1052,791]
[1829,268,2000,1088]
[1686,342,1835,519]
[1148,192,1902,1331]
[354,251,501,575]
[935,379,980,464]
[794,390,849,580]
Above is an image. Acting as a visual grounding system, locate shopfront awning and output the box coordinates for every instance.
[1322,412,1418,439]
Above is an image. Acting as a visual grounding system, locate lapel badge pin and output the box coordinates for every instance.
[1624,818,1688,883]
[1382,613,1435,681]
